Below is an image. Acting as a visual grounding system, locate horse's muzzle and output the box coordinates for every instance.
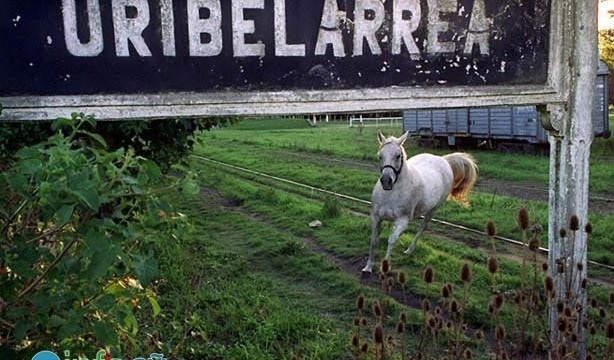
[380,175,394,190]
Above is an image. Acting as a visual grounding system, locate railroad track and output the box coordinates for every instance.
[258,149,614,204]
[191,154,614,272]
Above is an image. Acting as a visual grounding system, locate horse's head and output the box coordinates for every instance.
[377,131,408,190]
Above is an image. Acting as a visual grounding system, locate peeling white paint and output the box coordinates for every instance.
[62,0,103,56]
[499,61,506,72]
[12,15,21,27]
[188,0,222,56]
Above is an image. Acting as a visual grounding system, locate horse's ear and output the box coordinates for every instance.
[377,131,386,145]
[397,131,409,146]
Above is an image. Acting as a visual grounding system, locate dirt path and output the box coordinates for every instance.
[200,185,613,292]
[199,186,426,311]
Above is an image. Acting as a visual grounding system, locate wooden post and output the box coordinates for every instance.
[545,1,597,358]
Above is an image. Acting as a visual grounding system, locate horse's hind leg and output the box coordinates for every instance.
[384,216,410,260]
[362,215,382,273]
[404,213,433,255]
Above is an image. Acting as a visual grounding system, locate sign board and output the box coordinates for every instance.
[0,0,558,120]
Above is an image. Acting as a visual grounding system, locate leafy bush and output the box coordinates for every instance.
[0,113,237,171]
[0,114,198,358]
[94,117,237,171]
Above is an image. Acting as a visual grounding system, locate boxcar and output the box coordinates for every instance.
[403,61,610,149]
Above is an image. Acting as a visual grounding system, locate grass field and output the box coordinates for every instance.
[152,117,614,358]
[194,118,614,266]
[205,117,613,194]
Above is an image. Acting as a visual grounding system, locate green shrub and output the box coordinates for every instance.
[0,112,238,171]
[0,114,198,358]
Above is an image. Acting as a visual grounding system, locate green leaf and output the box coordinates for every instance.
[70,180,100,211]
[48,315,66,327]
[15,146,39,160]
[54,204,74,227]
[181,179,200,196]
[52,117,75,131]
[123,313,139,335]
[87,249,115,279]
[82,114,97,128]
[6,173,28,192]
[141,160,161,181]
[13,320,30,341]
[84,229,110,250]
[58,322,82,339]
[131,253,158,286]
[146,294,161,317]
[18,158,42,175]
[78,130,107,148]
[93,321,118,345]
[104,282,126,297]
[84,230,115,279]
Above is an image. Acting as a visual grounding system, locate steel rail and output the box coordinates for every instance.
[191,154,614,272]
[247,149,614,203]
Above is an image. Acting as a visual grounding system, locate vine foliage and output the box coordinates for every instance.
[0,114,198,357]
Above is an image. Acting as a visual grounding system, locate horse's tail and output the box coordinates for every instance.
[443,152,478,207]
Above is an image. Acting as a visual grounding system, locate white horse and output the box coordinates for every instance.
[362,131,478,273]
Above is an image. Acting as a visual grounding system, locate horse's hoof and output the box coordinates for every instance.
[404,248,415,255]
[361,271,372,280]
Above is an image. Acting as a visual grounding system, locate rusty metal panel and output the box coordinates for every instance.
[0,0,555,120]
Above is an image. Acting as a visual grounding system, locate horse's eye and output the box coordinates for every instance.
[396,154,401,159]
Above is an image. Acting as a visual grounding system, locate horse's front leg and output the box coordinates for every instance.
[362,215,382,273]
[384,216,410,260]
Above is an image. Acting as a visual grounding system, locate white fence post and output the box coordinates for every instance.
[545,1,596,358]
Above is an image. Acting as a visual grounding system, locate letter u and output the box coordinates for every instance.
[62,0,104,56]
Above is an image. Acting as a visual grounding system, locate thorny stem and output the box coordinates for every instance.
[0,317,15,329]
[0,198,30,235]
[521,229,527,293]
[25,224,66,244]
[17,236,80,298]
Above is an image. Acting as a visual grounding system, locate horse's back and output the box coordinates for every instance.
[407,154,454,211]
[407,153,453,180]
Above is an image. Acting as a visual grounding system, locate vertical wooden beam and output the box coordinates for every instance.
[547,1,597,358]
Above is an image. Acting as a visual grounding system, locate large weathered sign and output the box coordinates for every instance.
[0,0,555,119]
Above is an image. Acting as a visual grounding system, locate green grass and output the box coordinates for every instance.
[187,159,612,358]
[144,187,427,359]
[193,123,614,266]
[145,191,351,359]
[202,117,614,194]
[161,117,614,358]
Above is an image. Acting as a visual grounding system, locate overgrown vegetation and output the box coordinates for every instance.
[193,119,614,267]
[0,115,199,358]
[192,152,613,358]
[197,118,614,194]
[190,117,613,358]
[0,115,237,171]
[1,115,611,358]
[353,212,613,359]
